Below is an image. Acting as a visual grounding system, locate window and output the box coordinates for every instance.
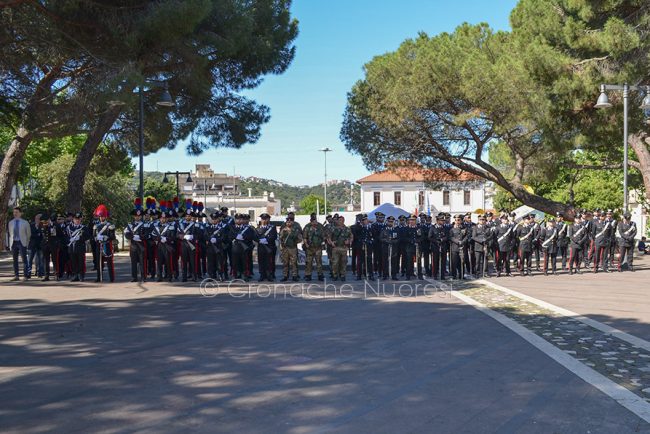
[418,191,425,207]
[394,191,401,206]
[373,191,381,206]
[464,190,471,206]
[443,190,450,206]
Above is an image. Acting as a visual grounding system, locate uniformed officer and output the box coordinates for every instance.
[515,214,535,276]
[617,212,637,272]
[67,212,90,282]
[449,215,469,279]
[303,213,326,281]
[371,212,385,277]
[279,216,302,281]
[256,213,277,282]
[153,202,178,282]
[205,211,230,281]
[177,200,201,282]
[539,218,559,275]
[93,204,116,282]
[419,215,432,277]
[428,213,449,280]
[356,215,374,280]
[232,213,258,281]
[568,213,588,275]
[380,216,400,280]
[555,212,569,270]
[327,216,353,281]
[125,199,147,282]
[593,211,613,273]
[41,213,63,281]
[493,213,514,277]
[471,214,491,277]
[350,214,363,275]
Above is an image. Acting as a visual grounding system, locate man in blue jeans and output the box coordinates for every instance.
[8,206,31,281]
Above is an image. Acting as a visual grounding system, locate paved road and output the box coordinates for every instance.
[1,255,650,433]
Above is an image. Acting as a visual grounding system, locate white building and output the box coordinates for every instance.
[357,164,491,216]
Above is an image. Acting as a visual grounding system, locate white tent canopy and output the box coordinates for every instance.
[367,203,411,220]
[512,205,545,222]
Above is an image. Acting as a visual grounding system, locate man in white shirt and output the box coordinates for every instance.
[8,206,31,281]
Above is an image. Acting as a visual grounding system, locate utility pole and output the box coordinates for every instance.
[319,148,332,213]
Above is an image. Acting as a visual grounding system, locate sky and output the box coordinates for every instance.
[140,0,519,186]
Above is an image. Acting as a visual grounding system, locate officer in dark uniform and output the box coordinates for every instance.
[177,200,201,282]
[125,198,147,282]
[143,198,158,280]
[204,212,227,281]
[428,213,448,280]
[397,215,409,276]
[515,214,535,276]
[401,215,420,280]
[462,213,475,274]
[530,214,542,271]
[419,215,432,277]
[232,213,258,281]
[449,215,469,279]
[471,214,491,277]
[539,218,559,275]
[593,211,613,273]
[568,213,588,274]
[256,213,277,282]
[93,204,116,282]
[380,216,400,280]
[152,202,177,282]
[617,212,637,272]
[67,212,90,282]
[371,212,385,277]
[41,213,63,281]
[555,212,569,270]
[356,215,374,280]
[350,214,363,275]
[494,213,514,277]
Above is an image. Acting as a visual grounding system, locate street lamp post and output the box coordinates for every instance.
[162,171,192,199]
[595,83,650,212]
[136,81,175,203]
[319,148,332,214]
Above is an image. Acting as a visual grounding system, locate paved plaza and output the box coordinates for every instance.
[1,254,650,433]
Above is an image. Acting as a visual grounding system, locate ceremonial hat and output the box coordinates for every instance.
[172,197,180,212]
[387,215,395,221]
[623,212,632,219]
[220,206,228,212]
[260,213,270,220]
[310,212,317,221]
[94,204,109,218]
[556,212,564,218]
[375,211,385,217]
[436,213,444,220]
[131,198,143,216]
[485,211,493,217]
[73,212,83,219]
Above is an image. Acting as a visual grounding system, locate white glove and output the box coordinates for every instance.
[161,236,167,243]
[96,235,105,242]
[236,234,244,240]
[260,238,268,245]
[133,235,141,242]
[184,234,193,241]
[210,237,217,244]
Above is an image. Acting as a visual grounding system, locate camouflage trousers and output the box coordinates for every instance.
[281,247,298,277]
[331,246,348,278]
[305,247,323,276]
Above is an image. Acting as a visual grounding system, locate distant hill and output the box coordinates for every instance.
[238,176,359,212]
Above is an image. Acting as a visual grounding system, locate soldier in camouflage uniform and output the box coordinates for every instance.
[279,218,302,281]
[303,213,326,281]
[327,216,353,281]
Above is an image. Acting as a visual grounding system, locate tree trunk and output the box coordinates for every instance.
[629,132,650,203]
[0,127,32,248]
[508,182,577,220]
[64,105,122,212]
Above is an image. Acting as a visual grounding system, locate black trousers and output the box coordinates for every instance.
[618,245,634,270]
[474,249,487,277]
[569,246,582,271]
[558,245,568,269]
[381,243,399,278]
[420,247,431,276]
[496,250,510,275]
[157,243,175,280]
[257,245,274,279]
[130,241,146,280]
[146,240,156,278]
[450,249,463,279]
[43,244,59,278]
[232,242,251,278]
[181,241,197,280]
[542,249,557,273]
[356,245,373,278]
[68,242,85,277]
[594,245,609,271]
[430,246,447,280]
[97,247,115,282]
[518,249,532,273]
[372,243,383,276]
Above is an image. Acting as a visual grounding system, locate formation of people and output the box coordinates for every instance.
[6,198,641,283]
